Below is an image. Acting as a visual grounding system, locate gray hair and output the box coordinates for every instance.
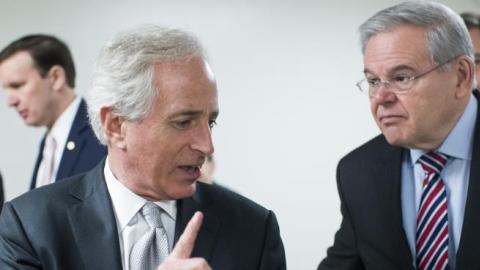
[359,1,474,69]
[87,25,205,145]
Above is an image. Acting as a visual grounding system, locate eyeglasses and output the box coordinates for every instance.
[356,58,456,97]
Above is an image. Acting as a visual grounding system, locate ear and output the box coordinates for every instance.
[99,106,127,149]
[454,55,474,99]
[47,65,67,91]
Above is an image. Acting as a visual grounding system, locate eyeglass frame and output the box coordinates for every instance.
[356,57,458,97]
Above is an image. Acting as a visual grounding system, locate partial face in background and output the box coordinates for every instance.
[198,155,215,184]
[364,26,462,150]
[123,56,219,200]
[468,28,480,81]
[0,51,56,128]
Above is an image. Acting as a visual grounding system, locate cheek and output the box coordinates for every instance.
[147,144,175,172]
[26,86,46,108]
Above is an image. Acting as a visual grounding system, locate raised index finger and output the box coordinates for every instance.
[170,211,204,259]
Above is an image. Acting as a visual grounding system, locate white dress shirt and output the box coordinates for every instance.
[104,158,177,270]
[36,96,81,187]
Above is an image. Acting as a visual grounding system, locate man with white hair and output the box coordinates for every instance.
[319,1,480,270]
[0,26,286,270]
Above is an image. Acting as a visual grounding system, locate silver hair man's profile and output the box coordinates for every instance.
[87,25,206,144]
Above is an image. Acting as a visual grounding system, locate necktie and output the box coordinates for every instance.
[130,202,169,270]
[416,151,449,270]
[39,133,56,186]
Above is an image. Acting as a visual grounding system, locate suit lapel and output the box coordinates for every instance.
[67,161,122,269]
[372,140,414,268]
[56,99,90,180]
[456,93,480,270]
[30,137,45,189]
[174,184,220,261]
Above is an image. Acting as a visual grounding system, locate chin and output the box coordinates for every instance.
[169,182,197,200]
[381,127,404,145]
[384,134,409,147]
[26,120,42,127]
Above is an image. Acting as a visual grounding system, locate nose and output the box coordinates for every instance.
[370,83,397,104]
[191,122,214,156]
[6,90,19,107]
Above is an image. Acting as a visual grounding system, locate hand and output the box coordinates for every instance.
[157,211,211,270]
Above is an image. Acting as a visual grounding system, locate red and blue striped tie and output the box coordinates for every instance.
[416,151,449,270]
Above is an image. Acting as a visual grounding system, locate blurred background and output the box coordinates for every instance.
[0,0,478,268]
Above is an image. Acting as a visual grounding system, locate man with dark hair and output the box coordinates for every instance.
[461,12,480,83]
[0,34,106,189]
[319,1,479,269]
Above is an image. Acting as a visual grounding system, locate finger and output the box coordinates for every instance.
[170,211,204,259]
[157,258,211,270]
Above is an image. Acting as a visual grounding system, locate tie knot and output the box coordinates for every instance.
[141,202,163,229]
[418,151,448,175]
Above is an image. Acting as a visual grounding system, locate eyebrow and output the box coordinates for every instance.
[364,64,416,76]
[170,109,219,119]
[2,80,25,89]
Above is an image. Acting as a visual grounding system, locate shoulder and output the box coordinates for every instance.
[69,98,106,152]
[6,173,87,220]
[335,134,403,193]
[338,134,396,170]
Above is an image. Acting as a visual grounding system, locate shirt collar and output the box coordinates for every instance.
[410,93,478,165]
[48,96,81,143]
[103,157,177,232]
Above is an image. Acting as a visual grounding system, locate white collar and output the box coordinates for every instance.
[103,157,177,232]
[48,96,81,143]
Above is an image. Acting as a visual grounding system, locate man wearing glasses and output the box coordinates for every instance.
[319,1,479,270]
[461,12,480,83]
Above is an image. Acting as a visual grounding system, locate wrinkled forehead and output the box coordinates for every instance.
[363,26,432,71]
[153,56,216,89]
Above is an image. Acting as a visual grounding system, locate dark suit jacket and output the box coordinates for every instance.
[318,95,480,270]
[30,99,106,189]
[0,160,286,270]
[0,172,3,212]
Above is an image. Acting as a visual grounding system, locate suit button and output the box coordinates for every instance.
[67,141,76,150]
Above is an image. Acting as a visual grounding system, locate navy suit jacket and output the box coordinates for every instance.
[0,172,3,212]
[30,99,106,189]
[318,93,480,269]
[0,160,286,270]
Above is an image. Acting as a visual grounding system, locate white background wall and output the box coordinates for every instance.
[0,0,478,268]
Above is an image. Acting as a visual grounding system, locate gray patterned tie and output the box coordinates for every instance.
[130,202,169,270]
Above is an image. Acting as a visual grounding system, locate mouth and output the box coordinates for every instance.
[379,115,404,125]
[18,109,28,119]
[178,165,202,180]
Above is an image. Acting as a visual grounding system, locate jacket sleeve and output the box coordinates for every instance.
[0,202,41,270]
[317,161,365,270]
[259,210,287,270]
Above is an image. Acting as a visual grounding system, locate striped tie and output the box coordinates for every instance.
[416,151,449,270]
